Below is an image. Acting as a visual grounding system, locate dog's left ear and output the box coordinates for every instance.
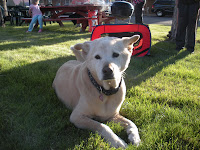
[122,35,140,52]
[71,41,91,61]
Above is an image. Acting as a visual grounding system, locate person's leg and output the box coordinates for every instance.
[175,4,188,50]
[185,3,199,52]
[27,15,38,32]
[134,2,144,24]
[79,20,88,32]
[38,14,43,31]
[69,13,77,25]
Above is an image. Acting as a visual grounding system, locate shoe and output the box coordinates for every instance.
[26,31,31,33]
[175,46,183,51]
[187,49,194,53]
[80,28,85,32]
[38,29,42,33]
[75,24,81,28]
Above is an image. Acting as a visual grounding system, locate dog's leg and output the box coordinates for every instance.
[70,110,127,148]
[109,114,141,146]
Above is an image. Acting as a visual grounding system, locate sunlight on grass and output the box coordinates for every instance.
[0,40,29,45]
[0,22,200,149]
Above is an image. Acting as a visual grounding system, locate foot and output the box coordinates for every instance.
[187,49,194,53]
[26,31,31,33]
[38,29,42,33]
[175,46,184,51]
[75,24,81,28]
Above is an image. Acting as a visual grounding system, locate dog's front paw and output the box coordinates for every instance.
[127,127,141,146]
[128,132,141,146]
[101,124,128,148]
[109,137,128,148]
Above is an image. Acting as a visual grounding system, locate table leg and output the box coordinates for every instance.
[97,11,102,25]
[58,21,64,27]
[19,19,25,26]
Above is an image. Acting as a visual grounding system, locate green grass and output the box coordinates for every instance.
[0,22,200,150]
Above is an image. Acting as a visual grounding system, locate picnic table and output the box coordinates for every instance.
[7,6,29,25]
[20,4,114,32]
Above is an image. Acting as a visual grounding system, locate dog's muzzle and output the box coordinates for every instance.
[102,65,114,80]
[88,69,122,96]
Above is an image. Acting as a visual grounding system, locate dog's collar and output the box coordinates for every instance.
[87,69,122,96]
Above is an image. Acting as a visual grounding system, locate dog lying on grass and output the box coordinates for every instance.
[52,35,141,148]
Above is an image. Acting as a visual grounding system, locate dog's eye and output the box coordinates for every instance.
[112,52,119,58]
[95,55,101,59]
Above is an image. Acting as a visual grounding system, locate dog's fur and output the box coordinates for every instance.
[52,35,141,148]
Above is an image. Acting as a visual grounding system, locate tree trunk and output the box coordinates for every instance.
[0,0,8,16]
[0,0,8,27]
[167,0,178,41]
[0,6,5,27]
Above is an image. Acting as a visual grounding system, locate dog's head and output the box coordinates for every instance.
[71,35,140,90]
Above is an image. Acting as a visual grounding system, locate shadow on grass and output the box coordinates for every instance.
[125,40,190,90]
[0,55,92,150]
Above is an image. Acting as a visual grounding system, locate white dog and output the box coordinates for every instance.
[52,35,141,148]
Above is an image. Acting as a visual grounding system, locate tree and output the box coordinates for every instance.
[167,0,178,41]
[0,0,8,16]
[0,0,8,27]
[0,5,5,27]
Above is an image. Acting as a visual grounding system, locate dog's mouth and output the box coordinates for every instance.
[103,79,118,90]
[88,69,122,95]
[101,64,122,90]
[102,79,122,94]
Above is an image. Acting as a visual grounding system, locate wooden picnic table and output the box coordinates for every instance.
[21,4,114,32]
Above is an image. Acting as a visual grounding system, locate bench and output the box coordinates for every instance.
[20,17,95,27]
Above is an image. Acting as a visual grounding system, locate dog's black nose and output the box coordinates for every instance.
[103,65,114,80]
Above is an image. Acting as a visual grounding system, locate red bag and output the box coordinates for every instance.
[91,24,151,57]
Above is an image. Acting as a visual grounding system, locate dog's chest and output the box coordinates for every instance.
[92,96,123,121]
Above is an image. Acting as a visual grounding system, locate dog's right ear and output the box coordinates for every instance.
[70,41,91,61]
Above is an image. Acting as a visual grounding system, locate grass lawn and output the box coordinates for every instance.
[0,22,200,150]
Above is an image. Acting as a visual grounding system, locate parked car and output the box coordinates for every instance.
[151,0,175,17]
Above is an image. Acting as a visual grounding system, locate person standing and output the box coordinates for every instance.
[176,0,200,53]
[132,0,146,24]
[27,0,43,33]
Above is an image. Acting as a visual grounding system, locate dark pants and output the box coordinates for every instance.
[69,13,83,25]
[176,3,199,51]
[134,1,145,24]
